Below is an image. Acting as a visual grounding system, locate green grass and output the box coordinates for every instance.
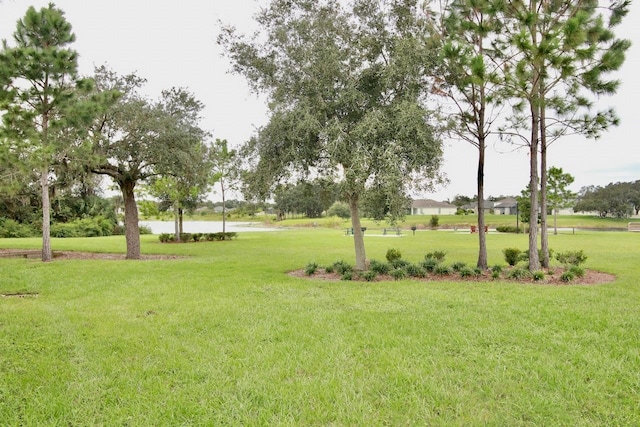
[1,230,639,425]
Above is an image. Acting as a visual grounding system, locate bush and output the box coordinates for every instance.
[425,251,446,262]
[560,271,575,282]
[332,261,352,275]
[496,225,522,233]
[405,264,426,278]
[326,201,351,219]
[451,261,467,272]
[305,262,319,276]
[434,264,451,276]
[369,259,390,275]
[459,266,478,278]
[532,271,545,281]
[420,257,439,272]
[490,264,503,274]
[159,233,172,243]
[341,271,353,281]
[192,233,203,242]
[324,264,335,274]
[390,268,407,281]
[556,250,587,266]
[179,233,192,242]
[0,219,37,238]
[568,265,585,278]
[503,248,522,266]
[362,270,377,282]
[507,267,531,280]
[491,270,501,280]
[430,215,439,228]
[139,225,152,235]
[390,258,409,269]
[385,248,402,263]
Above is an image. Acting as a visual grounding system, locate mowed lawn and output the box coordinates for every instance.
[1,229,639,425]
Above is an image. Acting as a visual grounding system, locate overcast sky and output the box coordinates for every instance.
[2,0,639,202]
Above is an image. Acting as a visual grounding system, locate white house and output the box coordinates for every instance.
[410,199,457,215]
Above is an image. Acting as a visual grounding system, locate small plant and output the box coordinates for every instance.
[430,215,439,228]
[192,233,203,242]
[560,271,575,282]
[391,258,409,269]
[507,267,531,280]
[421,257,439,272]
[490,264,503,274]
[341,271,353,281]
[459,266,477,278]
[425,251,447,262]
[305,262,319,276]
[333,261,352,275]
[532,271,545,281]
[568,265,585,278]
[491,269,501,280]
[434,264,451,276]
[556,250,587,266]
[503,248,522,266]
[406,264,426,278]
[369,259,391,275]
[385,248,402,263]
[451,261,467,272]
[390,268,407,281]
[159,233,171,243]
[324,264,335,274]
[362,270,377,282]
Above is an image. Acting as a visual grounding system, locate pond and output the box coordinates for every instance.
[139,220,281,234]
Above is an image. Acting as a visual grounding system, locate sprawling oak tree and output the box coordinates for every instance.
[221,0,444,269]
[89,67,206,259]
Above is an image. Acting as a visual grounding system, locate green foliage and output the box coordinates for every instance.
[490,264,503,274]
[405,264,426,278]
[305,262,319,276]
[50,217,115,238]
[451,261,467,272]
[430,215,439,228]
[390,268,407,281]
[434,264,451,276]
[507,267,531,281]
[459,266,478,278]
[425,251,447,262]
[0,219,38,238]
[385,248,402,263]
[332,261,352,275]
[532,271,546,281]
[491,269,501,280]
[560,271,576,282]
[568,265,585,278]
[390,258,410,269]
[503,248,522,266]
[556,250,588,266]
[361,270,377,282]
[496,225,523,233]
[340,271,353,281]
[326,201,351,219]
[420,257,439,272]
[369,259,390,275]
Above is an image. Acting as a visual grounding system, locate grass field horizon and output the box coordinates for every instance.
[1,228,639,425]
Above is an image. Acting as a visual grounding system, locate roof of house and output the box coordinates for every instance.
[494,198,518,208]
[411,199,457,209]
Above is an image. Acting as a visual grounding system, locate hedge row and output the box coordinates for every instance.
[158,232,237,243]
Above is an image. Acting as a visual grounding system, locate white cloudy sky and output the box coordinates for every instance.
[1,0,639,201]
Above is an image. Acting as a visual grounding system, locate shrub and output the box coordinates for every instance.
[406,264,426,278]
[390,268,407,281]
[490,264,503,274]
[341,271,353,281]
[503,248,522,266]
[556,250,587,266]
[159,233,172,243]
[362,270,377,282]
[568,265,585,278]
[496,225,522,233]
[179,233,192,242]
[324,264,335,274]
[305,262,319,276]
[139,225,152,235]
[507,267,531,280]
[425,251,446,262]
[390,258,409,269]
[420,257,439,272]
[532,271,545,281]
[491,270,501,280]
[430,215,439,228]
[0,219,37,238]
[385,248,402,263]
[192,233,203,242]
[332,261,352,275]
[459,266,478,278]
[326,201,351,219]
[560,271,575,282]
[451,261,467,272]
[434,264,451,276]
[369,259,390,275]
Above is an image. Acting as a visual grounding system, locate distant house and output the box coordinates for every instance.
[493,198,518,215]
[410,199,457,215]
[463,200,495,214]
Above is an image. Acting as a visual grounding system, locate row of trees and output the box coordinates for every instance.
[221,0,630,271]
[575,180,640,218]
[0,5,234,260]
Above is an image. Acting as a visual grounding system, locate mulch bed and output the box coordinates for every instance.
[289,267,616,286]
[0,249,181,260]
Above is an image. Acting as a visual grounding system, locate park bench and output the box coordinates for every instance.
[345,227,367,235]
[383,227,402,235]
[628,222,640,232]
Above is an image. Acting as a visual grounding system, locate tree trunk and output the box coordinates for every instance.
[528,97,541,271]
[40,168,53,262]
[121,179,141,259]
[179,208,184,234]
[477,140,488,270]
[348,194,367,271]
[554,209,558,235]
[221,180,226,234]
[539,80,550,268]
[174,200,180,242]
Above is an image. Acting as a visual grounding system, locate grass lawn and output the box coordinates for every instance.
[1,229,639,425]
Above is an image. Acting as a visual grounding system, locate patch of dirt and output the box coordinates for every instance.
[0,249,181,261]
[289,267,616,286]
